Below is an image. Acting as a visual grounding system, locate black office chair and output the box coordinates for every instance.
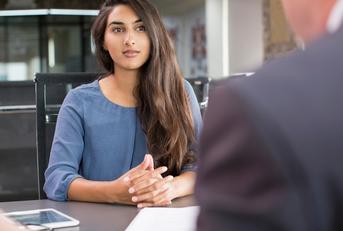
[34,72,99,199]
[186,77,210,115]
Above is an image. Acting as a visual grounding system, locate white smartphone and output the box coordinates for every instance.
[5,208,79,230]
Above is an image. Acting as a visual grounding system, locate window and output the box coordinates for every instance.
[0,24,5,81]
[0,15,97,81]
[3,17,40,81]
[47,25,81,73]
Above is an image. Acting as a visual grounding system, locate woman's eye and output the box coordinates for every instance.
[112,27,123,32]
[136,25,146,32]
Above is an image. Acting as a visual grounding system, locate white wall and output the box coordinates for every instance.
[229,0,263,74]
[206,0,264,79]
[206,0,229,78]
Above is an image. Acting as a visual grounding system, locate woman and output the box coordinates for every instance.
[44,0,202,208]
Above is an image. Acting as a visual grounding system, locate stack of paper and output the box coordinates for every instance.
[125,206,200,231]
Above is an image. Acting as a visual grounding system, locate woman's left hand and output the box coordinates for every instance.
[128,174,177,208]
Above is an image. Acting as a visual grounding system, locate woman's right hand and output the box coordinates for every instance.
[106,154,167,204]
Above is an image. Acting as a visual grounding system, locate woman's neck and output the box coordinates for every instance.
[98,67,139,107]
[112,68,138,96]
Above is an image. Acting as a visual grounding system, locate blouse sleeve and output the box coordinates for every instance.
[181,80,203,172]
[43,89,84,201]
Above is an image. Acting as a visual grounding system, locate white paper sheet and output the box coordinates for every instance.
[125,206,200,231]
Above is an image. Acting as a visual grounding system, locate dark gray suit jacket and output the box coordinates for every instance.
[196,25,343,231]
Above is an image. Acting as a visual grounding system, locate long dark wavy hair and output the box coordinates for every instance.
[92,0,196,176]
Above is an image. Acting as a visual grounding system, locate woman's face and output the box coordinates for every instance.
[103,4,151,72]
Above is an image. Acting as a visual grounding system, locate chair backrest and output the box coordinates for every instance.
[186,77,210,114]
[34,72,99,199]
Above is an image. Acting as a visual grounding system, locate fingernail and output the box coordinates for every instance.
[128,187,135,193]
[124,177,130,182]
[132,196,138,202]
[167,175,174,180]
[164,201,171,205]
[162,166,168,172]
[137,204,143,208]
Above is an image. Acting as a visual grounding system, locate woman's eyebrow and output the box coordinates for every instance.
[108,19,142,26]
[108,21,124,27]
[133,19,142,24]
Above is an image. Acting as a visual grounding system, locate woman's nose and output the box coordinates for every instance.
[124,32,135,47]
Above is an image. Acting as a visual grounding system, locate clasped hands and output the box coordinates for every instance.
[117,154,176,208]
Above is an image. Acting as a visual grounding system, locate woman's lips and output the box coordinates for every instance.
[123,50,140,58]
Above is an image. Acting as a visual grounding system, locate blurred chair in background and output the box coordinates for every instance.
[186,77,210,115]
[0,82,37,202]
[34,73,97,199]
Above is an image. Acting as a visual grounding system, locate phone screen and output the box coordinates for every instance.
[7,210,70,225]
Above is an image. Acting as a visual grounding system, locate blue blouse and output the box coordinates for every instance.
[44,79,202,201]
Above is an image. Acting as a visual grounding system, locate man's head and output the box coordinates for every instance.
[281,0,337,42]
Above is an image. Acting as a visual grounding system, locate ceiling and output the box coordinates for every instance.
[150,0,205,16]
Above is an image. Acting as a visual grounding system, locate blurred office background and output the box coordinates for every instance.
[0,0,297,201]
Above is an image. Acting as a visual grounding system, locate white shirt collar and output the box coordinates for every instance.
[327,0,343,33]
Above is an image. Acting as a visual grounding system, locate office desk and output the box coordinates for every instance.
[0,196,195,230]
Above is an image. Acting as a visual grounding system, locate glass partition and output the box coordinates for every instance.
[47,25,81,73]
[0,15,97,81]
[0,25,5,81]
[1,0,102,10]
[6,17,40,81]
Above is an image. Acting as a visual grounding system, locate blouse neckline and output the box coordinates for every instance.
[95,79,137,110]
